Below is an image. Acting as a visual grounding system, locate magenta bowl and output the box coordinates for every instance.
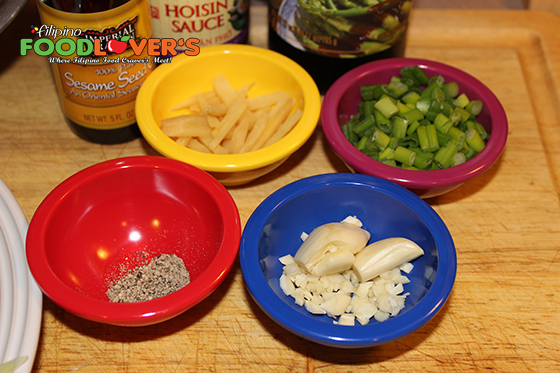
[321,58,508,199]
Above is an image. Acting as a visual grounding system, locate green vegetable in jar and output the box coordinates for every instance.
[341,65,489,170]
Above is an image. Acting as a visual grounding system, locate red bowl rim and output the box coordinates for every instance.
[321,57,508,190]
[26,156,241,326]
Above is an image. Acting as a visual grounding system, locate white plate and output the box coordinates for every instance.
[0,230,14,360]
[0,178,42,373]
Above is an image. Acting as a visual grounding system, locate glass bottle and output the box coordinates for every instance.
[268,0,412,93]
[149,0,250,53]
[37,0,155,144]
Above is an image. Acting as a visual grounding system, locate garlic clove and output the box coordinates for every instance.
[311,247,356,276]
[353,237,424,283]
[293,221,370,274]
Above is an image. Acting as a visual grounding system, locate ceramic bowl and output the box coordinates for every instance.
[239,173,457,348]
[136,44,321,186]
[26,156,241,326]
[321,58,508,198]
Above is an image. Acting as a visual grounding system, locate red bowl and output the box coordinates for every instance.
[26,156,241,326]
[321,58,508,198]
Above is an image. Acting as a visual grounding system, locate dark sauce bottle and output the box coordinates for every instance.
[268,0,412,93]
[37,0,154,144]
[44,0,131,13]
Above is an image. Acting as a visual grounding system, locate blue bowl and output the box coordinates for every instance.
[239,173,456,348]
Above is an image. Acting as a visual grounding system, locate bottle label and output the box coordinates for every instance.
[37,0,155,130]
[269,0,411,58]
[149,0,249,49]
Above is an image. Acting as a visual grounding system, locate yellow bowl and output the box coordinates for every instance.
[136,44,321,186]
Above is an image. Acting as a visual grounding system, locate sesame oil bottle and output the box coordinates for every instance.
[37,0,155,144]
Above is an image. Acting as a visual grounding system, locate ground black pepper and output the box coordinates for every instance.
[106,254,191,303]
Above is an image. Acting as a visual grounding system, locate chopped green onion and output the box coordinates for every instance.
[436,131,452,148]
[429,100,445,114]
[451,152,467,167]
[475,121,488,140]
[449,111,463,126]
[378,147,395,160]
[406,120,421,136]
[353,115,376,136]
[399,135,419,148]
[392,116,409,139]
[373,109,392,134]
[431,87,445,102]
[417,125,430,153]
[434,144,458,168]
[394,146,416,166]
[428,75,445,87]
[397,101,411,113]
[454,93,470,108]
[381,159,398,167]
[400,108,425,123]
[425,110,439,123]
[339,65,490,170]
[443,81,459,98]
[463,145,479,160]
[363,100,376,118]
[387,136,400,150]
[372,129,391,150]
[356,136,368,151]
[433,113,452,134]
[426,124,440,152]
[453,106,471,123]
[342,116,360,145]
[416,97,431,114]
[374,96,399,119]
[410,147,434,169]
[402,165,420,170]
[465,127,486,153]
[388,80,409,98]
[421,80,443,99]
[360,85,377,101]
[400,65,428,86]
[402,91,421,106]
[447,127,466,149]
[465,100,483,116]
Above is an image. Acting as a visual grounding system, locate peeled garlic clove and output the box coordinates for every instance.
[292,288,305,306]
[279,273,295,296]
[353,237,424,283]
[304,299,326,315]
[293,222,371,273]
[334,313,355,326]
[283,262,302,279]
[374,310,390,322]
[321,292,351,318]
[355,302,378,325]
[341,215,363,227]
[311,247,355,277]
[278,254,296,266]
[399,262,414,274]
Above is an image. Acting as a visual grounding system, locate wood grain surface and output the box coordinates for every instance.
[1,3,560,372]
[529,0,560,14]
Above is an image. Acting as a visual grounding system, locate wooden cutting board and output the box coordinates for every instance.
[0,4,559,372]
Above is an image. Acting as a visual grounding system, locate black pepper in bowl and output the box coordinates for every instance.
[106,254,191,303]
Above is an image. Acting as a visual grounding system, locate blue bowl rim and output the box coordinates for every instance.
[240,173,457,348]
